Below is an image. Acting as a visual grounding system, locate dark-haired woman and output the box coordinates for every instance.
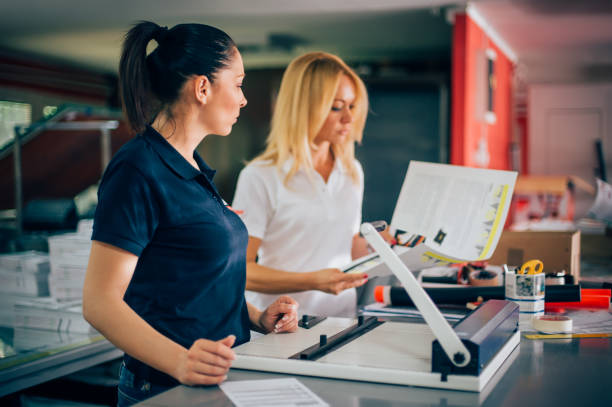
[82,21,298,406]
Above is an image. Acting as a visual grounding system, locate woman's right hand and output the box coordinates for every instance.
[175,335,236,386]
[311,268,368,295]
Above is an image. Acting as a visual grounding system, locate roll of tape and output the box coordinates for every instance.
[532,315,573,334]
[469,269,500,286]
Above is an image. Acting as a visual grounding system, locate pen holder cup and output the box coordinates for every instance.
[505,270,545,323]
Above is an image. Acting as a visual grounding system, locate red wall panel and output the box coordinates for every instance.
[451,14,514,170]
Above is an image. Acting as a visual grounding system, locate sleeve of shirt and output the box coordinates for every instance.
[232,164,274,239]
[353,159,365,235]
[92,162,159,256]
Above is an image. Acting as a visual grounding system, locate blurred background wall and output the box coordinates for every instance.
[0,0,611,231]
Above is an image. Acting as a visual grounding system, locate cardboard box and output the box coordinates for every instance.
[489,230,581,281]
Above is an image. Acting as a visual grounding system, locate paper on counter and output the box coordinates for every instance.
[361,303,465,321]
[521,309,612,335]
[220,378,328,407]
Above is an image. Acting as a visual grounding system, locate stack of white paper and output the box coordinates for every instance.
[76,218,94,235]
[361,303,465,321]
[13,297,95,334]
[0,220,95,332]
[0,250,51,273]
[0,293,30,327]
[0,251,50,298]
[12,326,87,352]
[48,221,93,300]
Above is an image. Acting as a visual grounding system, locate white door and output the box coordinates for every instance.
[529,84,612,217]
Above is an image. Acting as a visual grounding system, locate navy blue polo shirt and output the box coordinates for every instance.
[92,126,250,385]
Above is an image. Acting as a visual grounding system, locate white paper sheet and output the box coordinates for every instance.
[220,378,328,407]
[342,246,409,277]
[391,162,516,260]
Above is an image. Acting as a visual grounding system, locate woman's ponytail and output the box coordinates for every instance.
[119,21,159,132]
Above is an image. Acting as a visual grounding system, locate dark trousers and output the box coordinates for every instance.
[117,361,173,407]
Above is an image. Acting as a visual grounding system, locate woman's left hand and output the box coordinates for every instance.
[259,296,299,334]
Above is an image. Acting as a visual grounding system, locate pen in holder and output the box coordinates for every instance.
[504,260,545,324]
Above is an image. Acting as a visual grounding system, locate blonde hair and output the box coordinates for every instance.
[252,52,368,184]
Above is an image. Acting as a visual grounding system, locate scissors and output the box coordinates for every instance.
[517,259,544,275]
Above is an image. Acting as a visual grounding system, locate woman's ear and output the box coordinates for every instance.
[194,75,210,104]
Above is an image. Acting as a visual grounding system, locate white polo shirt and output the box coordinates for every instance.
[232,158,363,317]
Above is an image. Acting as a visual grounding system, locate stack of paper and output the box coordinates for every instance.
[0,251,50,298]
[13,297,95,334]
[11,327,89,354]
[76,218,94,235]
[0,220,95,332]
[0,251,50,328]
[361,303,465,321]
[48,223,92,301]
[0,293,30,327]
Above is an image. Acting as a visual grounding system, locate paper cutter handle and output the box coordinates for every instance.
[360,222,471,368]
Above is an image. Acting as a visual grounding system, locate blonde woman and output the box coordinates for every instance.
[232,52,391,317]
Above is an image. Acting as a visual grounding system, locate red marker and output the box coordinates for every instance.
[222,199,244,215]
[227,206,244,215]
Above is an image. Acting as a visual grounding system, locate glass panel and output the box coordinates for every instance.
[0,101,32,149]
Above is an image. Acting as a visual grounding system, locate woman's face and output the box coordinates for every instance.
[204,49,247,136]
[313,74,356,147]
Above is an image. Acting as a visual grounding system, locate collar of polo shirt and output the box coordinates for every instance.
[280,155,347,175]
[144,126,217,181]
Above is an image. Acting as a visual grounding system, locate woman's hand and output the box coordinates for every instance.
[175,335,236,386]
[351,226,397,259]
[311,268,368,295]
[259,295,299,334]
[379,226,397,246]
